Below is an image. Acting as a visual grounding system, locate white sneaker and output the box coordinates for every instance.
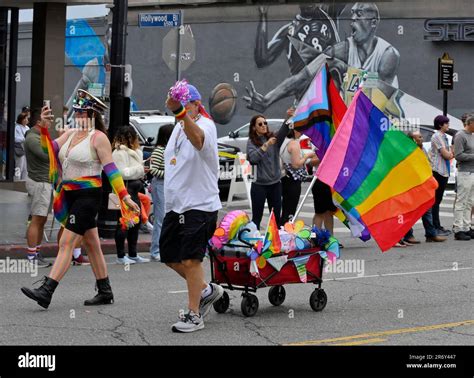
[150,254,161,262]
[199,283,224,318]
[172,311,204,333]
[145,221,154,232]
[116,256,136,265]
[129,255,150,263]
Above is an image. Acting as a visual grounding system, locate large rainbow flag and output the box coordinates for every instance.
[293,63,347,161]
[292,62,370,240]
[317,90,438,251]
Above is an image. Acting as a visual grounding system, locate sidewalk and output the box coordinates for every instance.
[0,188,151,258]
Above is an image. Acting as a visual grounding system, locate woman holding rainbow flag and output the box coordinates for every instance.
[21,89,140,309]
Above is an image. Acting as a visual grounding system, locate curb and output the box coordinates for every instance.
[0,239,151,259]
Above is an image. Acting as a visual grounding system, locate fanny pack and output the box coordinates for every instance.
[283,162,308,181]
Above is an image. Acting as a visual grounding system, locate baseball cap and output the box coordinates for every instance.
[187,84,201,103]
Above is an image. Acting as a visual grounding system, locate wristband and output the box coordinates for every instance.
[172,105,187,120]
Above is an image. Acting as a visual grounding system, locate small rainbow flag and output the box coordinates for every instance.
[317,90,438,251]
[264,210,281,255]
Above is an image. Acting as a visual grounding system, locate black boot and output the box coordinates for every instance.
[21,276,59,309]
[84,277,114,306]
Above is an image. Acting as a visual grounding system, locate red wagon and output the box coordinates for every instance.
[209,237,327,317]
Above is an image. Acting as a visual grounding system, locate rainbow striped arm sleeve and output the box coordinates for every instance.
[103,162,139,230]
[103,162,128,200]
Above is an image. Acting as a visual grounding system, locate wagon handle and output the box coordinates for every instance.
[237,228,256,247]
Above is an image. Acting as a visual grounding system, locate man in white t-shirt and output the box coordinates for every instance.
[161,84,224,333]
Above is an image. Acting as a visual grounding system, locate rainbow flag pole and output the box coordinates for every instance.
[292,175,317,224]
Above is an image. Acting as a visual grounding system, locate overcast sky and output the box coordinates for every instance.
[19,4,109,23]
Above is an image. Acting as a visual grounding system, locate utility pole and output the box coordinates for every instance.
[6,8,18,181]
[98,0,128,239]
[108,0,128,141]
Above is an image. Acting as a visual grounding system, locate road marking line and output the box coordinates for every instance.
[168,290,188,294]
[333,337,386,346]
[287,320,474,346]
[324,267,472,281]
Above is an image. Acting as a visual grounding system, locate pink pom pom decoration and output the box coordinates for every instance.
[168,79,190,103]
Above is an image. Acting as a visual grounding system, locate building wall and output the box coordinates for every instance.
[125,2,474,134]
[11,2,474,136]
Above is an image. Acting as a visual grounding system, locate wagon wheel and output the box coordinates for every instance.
[213,291,230,314]
[309,289,327,312]
[241,294,259,317]
[268,286,286,306]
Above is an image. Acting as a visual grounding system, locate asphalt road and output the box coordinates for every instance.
[1,227,472,346]
[1,185,472,347]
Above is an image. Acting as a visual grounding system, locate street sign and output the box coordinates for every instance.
[138,13,181,28]
[438,52,454,90]
[162,25,195,73]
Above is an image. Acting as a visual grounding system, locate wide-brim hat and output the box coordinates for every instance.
[73,89,108,114]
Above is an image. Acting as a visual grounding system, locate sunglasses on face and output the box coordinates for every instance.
[257,121,268,127]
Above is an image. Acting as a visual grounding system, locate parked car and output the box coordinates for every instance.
[218,118,313,156]
[129,111,240,196]
[217,142,241,196]
[218,119,286,152]
[419,125,457,186]
[129,111,175,159]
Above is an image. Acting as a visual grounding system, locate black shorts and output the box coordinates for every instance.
[64,188,102,236]
[312,179,336,214]
[159,210,218,263]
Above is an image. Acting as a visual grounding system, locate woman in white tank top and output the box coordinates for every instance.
[21,90,140,310]
[58,129,103,180]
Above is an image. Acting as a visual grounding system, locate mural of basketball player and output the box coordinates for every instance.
[244,3,401,116]
[325,2,400,100]
[245,4,345,112]
[255,4,345,76]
